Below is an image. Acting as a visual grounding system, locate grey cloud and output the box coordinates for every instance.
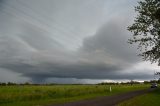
[81,20,140,64]
[18,23,64,51]
[0,20,150,83]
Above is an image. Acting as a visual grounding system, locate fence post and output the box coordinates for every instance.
[110,86,112,92]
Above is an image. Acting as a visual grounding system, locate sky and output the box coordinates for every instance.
[0,0,159,84]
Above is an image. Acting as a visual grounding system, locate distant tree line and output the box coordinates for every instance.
[0,82,30,86]
[0,82,74,86]
[98,80,160,85]
[0,80,160,86]
[144,80,160,84]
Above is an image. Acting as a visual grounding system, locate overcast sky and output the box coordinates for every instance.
[0,0,159,84]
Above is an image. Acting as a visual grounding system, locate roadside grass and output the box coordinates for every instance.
[0,84,149,106]
[118,88,160,106]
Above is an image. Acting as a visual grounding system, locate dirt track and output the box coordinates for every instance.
[50,88,154,106]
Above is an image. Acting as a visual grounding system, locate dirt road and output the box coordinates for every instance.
[50,88,154,106]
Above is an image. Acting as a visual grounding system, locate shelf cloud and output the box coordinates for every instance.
[0,0,158,83]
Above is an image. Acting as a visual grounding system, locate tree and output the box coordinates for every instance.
[155,8,160,21]
[128,0,160,65]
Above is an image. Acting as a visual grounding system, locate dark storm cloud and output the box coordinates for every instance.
[0,0,5,8]
[0,19,150,82]
[0,57,122,81]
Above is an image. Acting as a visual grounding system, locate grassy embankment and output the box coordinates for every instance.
[118,88,160,106]
[0,84,149,106]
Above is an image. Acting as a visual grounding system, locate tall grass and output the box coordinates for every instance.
[0,84,149,106]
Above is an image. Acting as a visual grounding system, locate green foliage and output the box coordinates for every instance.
[0,84,149,106]
[128,0,160,65]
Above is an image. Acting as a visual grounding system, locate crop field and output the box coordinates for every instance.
[0,84,149,106]
[118,88,160,106]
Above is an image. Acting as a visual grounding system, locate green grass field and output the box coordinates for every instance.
[0,84,149,106]
[118,88,160,106]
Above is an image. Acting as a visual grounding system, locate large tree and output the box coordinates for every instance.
[128,0,160,65]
